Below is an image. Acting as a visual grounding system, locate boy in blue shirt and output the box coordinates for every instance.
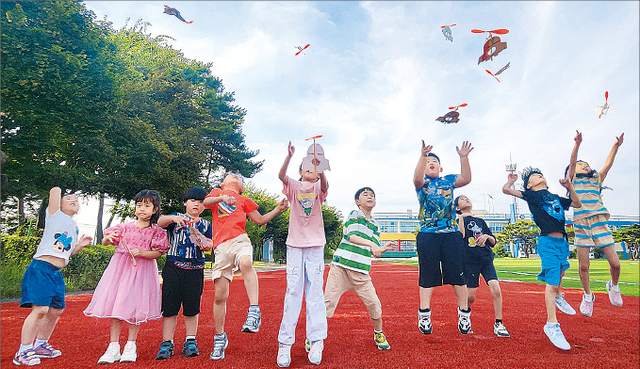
[502,167,581,350]
[155,187,213,360]
[413,140,474,335]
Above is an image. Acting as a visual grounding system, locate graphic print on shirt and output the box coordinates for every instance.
[296,192,317,216]
[419,179,455,229]
[466,220,483,247]
[541,193,564,222]
[217,202,236,217]
[52,232,73,253]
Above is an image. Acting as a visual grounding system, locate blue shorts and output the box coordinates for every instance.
[536,236,570,286]
[20,259,66,309]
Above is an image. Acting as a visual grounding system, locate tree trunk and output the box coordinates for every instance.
[95,193,105,244]
[18,197,26,225]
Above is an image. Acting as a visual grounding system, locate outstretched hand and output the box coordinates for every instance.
[277,198,289,211]
[287,141,295,158]
[421,140,433,157]
[614,133,624,147]
[456,141,474,157]
[559,178,572,189]
[574,130,582,145]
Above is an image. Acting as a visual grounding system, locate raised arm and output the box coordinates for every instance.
[278,141,295,185]
[48,187,62,216]
[203,194,236,208]
[413,140,432,189]
[247,198,289,226]
[319,171,329,193]
[559,178,582,208]
[599,133,624,182]
[566,130,582,181]
[502,173,523,198]
[454,141,473,187]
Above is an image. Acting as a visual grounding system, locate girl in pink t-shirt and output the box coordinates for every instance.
[276,141,329,367]
[84,190,169,364]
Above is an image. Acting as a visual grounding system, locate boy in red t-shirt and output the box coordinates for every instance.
[203,173,288,361]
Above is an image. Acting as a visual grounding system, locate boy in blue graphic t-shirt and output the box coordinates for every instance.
[413,140,474,336]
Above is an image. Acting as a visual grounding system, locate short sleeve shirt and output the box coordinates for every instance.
[572,173,609,220]
[331,209,380,274]
[521,189,571,236]
[33,209,79,266]
[461,216,494,263]
[283,178,327,247]
[164,212,213,269]
[416,174,459,233]
[205,188,259,246]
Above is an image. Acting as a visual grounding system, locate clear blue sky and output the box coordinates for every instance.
[78,1,639,233]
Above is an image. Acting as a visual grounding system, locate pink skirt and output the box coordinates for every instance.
[83,251,162,324]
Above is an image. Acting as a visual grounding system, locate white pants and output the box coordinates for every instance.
[278,246,327,345]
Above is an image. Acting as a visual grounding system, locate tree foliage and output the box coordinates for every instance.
[613,223,640,260]
[496,220,540,258]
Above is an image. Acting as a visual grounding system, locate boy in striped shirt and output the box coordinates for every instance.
[566,131,624,317]
[324,187,396,350]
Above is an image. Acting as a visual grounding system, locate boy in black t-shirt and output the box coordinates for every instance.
[502,167,581,351]
[454,195,510,338]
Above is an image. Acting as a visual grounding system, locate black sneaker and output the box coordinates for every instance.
[418,309,432,334]
[457,308,472,335]
[182,338,199,357]
[155,341,174,360]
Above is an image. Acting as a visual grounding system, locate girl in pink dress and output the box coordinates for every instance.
[84,190,170,364]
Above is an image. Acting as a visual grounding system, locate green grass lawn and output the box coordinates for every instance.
[382,258,640,297]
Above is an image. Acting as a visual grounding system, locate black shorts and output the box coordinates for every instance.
[463,260,498,288]
[161,262,204,317]
[417,232,465,288]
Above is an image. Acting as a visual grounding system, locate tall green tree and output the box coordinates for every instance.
[613,224,640,260]
[496,220,540,258]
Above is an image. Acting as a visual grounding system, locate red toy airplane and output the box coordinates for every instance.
[295,44,310,56]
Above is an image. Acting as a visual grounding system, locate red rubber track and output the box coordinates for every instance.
[2,262,638,368]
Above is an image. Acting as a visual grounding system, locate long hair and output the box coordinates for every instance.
[133,189,162,225]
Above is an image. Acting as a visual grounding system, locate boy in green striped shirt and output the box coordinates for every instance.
[324,187,396,350]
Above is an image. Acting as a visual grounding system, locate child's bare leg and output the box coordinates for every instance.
[238,255,258,305]
[162,315,178,342]
[419,287,433,310]
[370,316,383,332]
[35,307,63,341]
[577,247,592,294]
[109,318,123,342]
[21,305,49,345]
[555,270,566,297]
[127,323,140,342]
[601,245,621,285]
[213,277,230,335]
[184,314,199,337]
[545,284,559,323]
[467,287,478,307]
[452,284,469,310]
[487,280,503,320]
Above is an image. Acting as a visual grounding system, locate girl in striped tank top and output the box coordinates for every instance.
[566,131,624,317]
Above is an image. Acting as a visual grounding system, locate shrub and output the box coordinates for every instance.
[493,243,510,258]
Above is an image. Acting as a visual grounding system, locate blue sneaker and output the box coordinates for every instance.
[544,322,570,350]
[555,293,576,315]
[182,338,199,357]
[155,341,174,360]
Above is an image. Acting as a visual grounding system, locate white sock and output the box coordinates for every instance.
[18,344,33,353]
[108,342,120,350]
[584,292,594,301]
[186,336,196,341]
[34,339,46,347]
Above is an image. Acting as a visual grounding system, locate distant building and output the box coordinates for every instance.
[375,209,639,258]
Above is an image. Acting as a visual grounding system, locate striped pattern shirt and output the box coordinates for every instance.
[573,173,609,220]
[331,210,380,275]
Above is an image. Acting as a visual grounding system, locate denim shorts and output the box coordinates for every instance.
[20,259,66,309]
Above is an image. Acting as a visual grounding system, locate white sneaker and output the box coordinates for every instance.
[97,343,121,364]
[493,321,510,337]
[555,293,576,315]
[276,343,291,368]
[119,342,137,363]
[543,322,570,350]
[308,340,323,365]
[606,281,623,307]
[418,309,432,334]
[580,293,595,317]
[457,307,472,334]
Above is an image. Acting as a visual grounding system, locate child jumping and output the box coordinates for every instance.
[204,173,288,361]
[276,141,329,367]
[14,187,92,366]
[566,130,624,316]
[324,187,396,350]
[502,168,581,350]
[454,195,510,337]
[413,140,474,336]
[83,189,170,364]
[155,187,213,360]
